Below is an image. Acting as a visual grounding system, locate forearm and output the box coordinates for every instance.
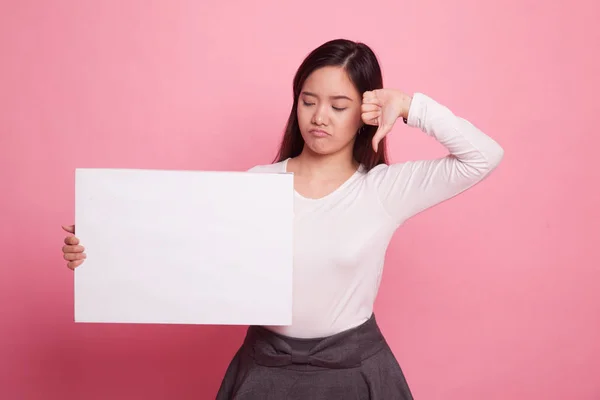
[406,93,504,174]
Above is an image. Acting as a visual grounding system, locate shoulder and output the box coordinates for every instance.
[246,159,287,173]
[365,163,390,176]
[363,162,394,181]
[362,162,413,188]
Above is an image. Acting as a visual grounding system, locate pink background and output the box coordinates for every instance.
[2,0,599,399]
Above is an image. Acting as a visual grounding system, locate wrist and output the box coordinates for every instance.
[394,91,412,122]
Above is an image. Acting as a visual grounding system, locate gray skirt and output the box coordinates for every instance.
[216,314,414,399]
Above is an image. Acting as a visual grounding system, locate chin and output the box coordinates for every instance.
[305,143,344,157]
[300,136,331,154]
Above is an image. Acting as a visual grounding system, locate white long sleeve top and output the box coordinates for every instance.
[249,93,504,338]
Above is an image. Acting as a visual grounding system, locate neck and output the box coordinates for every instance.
[293,144,358,177]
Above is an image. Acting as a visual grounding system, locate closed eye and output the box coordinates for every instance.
[332,106,346,111]
[302,100,314,106]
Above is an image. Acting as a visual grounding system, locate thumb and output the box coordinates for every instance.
[62,224,75,234]
[372,124,391,152]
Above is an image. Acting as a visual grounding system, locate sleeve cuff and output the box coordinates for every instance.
[405,92,432,132]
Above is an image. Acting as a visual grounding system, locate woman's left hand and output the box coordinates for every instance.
[361,89,412,152]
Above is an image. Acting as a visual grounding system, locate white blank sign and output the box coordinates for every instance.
[74,168,293,326]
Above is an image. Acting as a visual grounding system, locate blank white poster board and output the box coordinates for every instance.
[74,168,294,326]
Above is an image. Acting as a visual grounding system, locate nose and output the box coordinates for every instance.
[311,104,328,126]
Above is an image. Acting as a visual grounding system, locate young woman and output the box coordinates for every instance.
[61,39,504,399]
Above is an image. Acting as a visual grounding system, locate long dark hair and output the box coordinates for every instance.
[273,39,389,170]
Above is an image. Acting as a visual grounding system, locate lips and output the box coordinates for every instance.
[309,129,329,137]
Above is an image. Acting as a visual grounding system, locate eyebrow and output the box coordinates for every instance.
[301,91,354,101]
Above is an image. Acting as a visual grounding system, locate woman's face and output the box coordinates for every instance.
[297,66,363,156]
